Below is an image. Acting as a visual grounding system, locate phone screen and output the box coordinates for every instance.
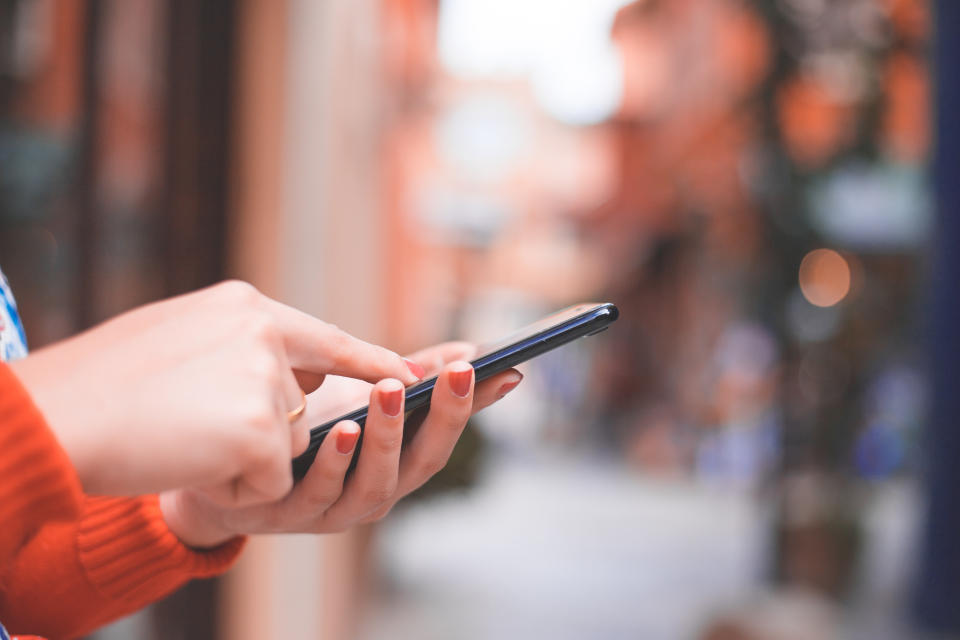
[472,303,610,360]
[292,302,618,479]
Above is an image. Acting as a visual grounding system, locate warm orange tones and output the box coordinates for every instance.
[777,75,858,170]
[882,52,930,163]
[799,249,852,308]
[0,363,244,639]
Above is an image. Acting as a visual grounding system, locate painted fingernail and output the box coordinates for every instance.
[380,384,404,417]
[404,358,426,380]
[497,373,523,398]
[449,365,473,398]
[336,427,359,454]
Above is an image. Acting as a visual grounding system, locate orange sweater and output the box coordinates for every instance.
[0,363,245,639]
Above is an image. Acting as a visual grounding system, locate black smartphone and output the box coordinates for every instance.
[291,302,619,480]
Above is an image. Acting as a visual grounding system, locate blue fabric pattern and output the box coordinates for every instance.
[0,269,29,638]
[0,269,27,637]
[0,267,28,362]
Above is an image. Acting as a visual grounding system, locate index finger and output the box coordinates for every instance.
[405,341,477,376]
[261,297,422,385]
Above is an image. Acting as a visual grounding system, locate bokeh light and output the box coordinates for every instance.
[798,248,852,307]
[0,0,937,637]
[437,0,630,125]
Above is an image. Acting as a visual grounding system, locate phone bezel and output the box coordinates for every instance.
[292,302,618,479]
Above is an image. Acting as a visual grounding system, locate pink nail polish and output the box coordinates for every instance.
[497,378,522,398]
[449,366,473,398]
[336,429,359,454]
[404,358,426,380]
[380,386,404,417]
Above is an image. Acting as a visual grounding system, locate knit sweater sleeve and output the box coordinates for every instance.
[0,495,245,639]
[0,363,246,639]
[0,364,84,564]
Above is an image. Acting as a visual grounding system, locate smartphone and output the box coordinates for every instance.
[291,302,619,480]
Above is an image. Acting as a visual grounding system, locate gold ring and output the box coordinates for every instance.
[287,389,307,423]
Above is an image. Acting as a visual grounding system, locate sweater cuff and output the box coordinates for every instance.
[77,495,246,601]
[0,363,84,560]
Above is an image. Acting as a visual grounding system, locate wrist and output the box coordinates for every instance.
[9,353,101,490]
[159,490,236,549]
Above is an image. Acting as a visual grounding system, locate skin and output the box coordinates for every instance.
[9,281,522,546]
[159,342,523,547]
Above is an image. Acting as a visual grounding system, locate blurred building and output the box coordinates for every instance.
[0,0,936,638]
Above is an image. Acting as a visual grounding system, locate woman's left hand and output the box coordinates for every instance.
[159,342,522,547]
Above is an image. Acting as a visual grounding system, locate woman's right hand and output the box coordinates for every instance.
[9,281,423,506]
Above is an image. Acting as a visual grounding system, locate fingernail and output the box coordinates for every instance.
[449,365,473,398]
[404,358,426,380]
[380,384,404,417]
[336,428,359,454]
[497,373,523,398]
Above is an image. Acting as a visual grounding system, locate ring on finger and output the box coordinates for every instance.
[287,389,307,423]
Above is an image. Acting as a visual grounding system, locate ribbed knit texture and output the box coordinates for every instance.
[0,363,246,639]
[77,495,246,601]
[0,364,84,561]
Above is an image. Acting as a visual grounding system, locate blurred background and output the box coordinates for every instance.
[0,0,951,638]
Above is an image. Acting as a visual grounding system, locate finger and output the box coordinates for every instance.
[325,379,404,522]
[218,353,303,506]
[222,349,303,505]
[404,341,477,376]
[207,432,293,508]
[277,352,311,458]
[232,466,291,507]
[396,361,474,496]
[278,421,360,520]
[289,409,311,459]
[261,297,422,385]
[294,369,326,393]
[471,369,523,414]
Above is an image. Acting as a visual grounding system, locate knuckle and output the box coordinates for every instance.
[441,409,470,433]
[219,279,261,306]
[319,463,346,487]
[241,394,280,432]
[304,488,338,509]
[370,434,402,456]
[247,311,281,347]
[304,473,344,507]
[307,490,340,514]
[362,484,395,506]
[325,330,352,366]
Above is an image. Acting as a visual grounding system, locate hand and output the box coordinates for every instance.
[10,281,422,504]
[158,342,524,547]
